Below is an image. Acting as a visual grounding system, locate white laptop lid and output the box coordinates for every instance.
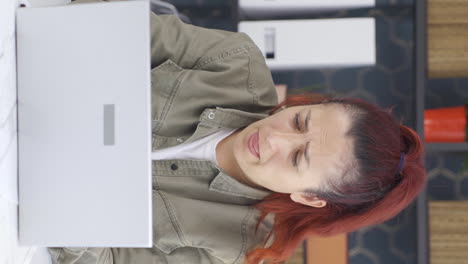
[16,0,152,247]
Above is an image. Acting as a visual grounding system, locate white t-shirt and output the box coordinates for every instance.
[151,128,238,166]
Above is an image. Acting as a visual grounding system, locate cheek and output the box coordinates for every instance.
[271,148,289,165]
[263,160,289,176]
[234,138,246,160]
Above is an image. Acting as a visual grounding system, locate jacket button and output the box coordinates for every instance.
[170,163,178,170]
[208,112,215,119]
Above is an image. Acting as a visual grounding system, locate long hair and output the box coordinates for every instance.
[245,93,426,264]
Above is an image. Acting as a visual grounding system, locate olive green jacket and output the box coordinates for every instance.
[48,0,279,263]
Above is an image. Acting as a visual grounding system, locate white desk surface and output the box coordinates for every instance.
[0,0,68,263]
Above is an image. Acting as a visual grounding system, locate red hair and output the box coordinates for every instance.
[245,93,426,264]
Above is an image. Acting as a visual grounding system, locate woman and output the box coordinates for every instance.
[48,1,426,263]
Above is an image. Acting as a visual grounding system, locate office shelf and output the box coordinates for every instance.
[425,143,468,153]
[415,0,428,263]
[415,0,426,138]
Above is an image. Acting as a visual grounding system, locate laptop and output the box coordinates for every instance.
[16,0,152,247]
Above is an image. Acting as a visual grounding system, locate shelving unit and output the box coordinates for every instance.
[426,143,468,152]
[414,0,428,263]
[416,0,468,263]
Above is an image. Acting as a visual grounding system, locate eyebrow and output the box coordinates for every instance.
[304,108,311,168]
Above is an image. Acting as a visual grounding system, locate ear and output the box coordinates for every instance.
[290,192,327,208]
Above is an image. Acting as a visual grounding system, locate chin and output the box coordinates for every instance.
[235,129,250,158]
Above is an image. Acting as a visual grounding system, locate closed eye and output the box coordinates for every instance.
[291,113,302,168]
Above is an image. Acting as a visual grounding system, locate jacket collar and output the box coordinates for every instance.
[209,165,272,200]
[152,107,270,151]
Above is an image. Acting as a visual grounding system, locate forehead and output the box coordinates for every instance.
[294,103,351,130]
[297,103,354,177]
[307,103,350,146]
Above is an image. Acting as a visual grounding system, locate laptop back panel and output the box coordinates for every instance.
[17,0,152,247]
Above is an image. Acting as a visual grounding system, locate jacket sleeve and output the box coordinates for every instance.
[48,246,228,264]
[70,0,258,70]
[148,12,255,70]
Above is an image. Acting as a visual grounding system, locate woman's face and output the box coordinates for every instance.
[231,103,353,194]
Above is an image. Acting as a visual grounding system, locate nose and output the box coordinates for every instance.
[265,130,307,157]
